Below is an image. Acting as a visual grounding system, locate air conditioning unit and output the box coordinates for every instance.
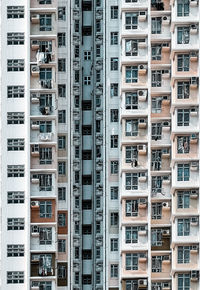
[139,198,147,204]
[190,24,198,34]
[191,245,199,251]
[191,270,199,280]
[138,90,147,101]
[162,42,170,52]
[190,0,198,6]
[163,121,170,127]
[191,217,199,224]
[162,229,170,236]
[31,201,40,207]
[162,16,170,25]
[162,70,170,78]
[139,11,147,21]
[31,14,40,24]
[31,65,40,77]
[138,119,147,129]
[162,202,169,208]
[138,279,147,288]
[190,51,198,61]
[31,40,39,51]
[31,93,39,104]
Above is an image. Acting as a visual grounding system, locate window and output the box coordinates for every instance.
[110,187,118,200]
[7,33,24,45]
[39,227,52,245]
[84,76,91,85]
[7,191,24,204]
[152,176,162,193]
[7,6,24,18]
[126,280,138,289]
[58,110,66,123]
[58,161,66,175]
[126,253,138,270]
[110,161,119,174]
[152,123,162,140]
[110,212,119,226]
[178,218,190,236]
[39,147,52,164]
[125,120,138,136]
[7,86,24,98]
[39,0,52,3]
[177,136,190,153]
[152,70,161,87]
[177,191,190,208]
[58,265,67,279]
[152,97,162,113]
[40,201,52,218]
[110,83,118,97]
[125,92,138,109]
[125,66,138,83]
[125,226,138,243]
[111,264,118,278]
[58,58,66,72]
[125,13,138,30]
[58,187,66,201]
[111,135,118,148]
[7,139,24,151]
[110,238,118,251]
[111,32,118,45]
[177,81,190,99]
[58,239,66,252]
[7,245,24,257]
[7,165,24,177]
[7,218,24,230]
[125,39,138,56]
[110,58,118,71]
[110,109,118,122]
[58,7,66,20]
[178,246,190,264]
[58,213,66,227]
[126,200,138,216]
[126,146,138,163]
[177,27,190,44]
[39,174,52,191]
[82,275,92,285]
[178,273,190,290]
[7,271,24,284]
[7,59,24,72]
[125,173,138,190]
[177,54,189,71]
[111,6,118,19]
[177,164,190,181]
[151,150,162,171]
[151,229,162,246]
[58,136,66,149]
[58,33,66,47]
[152,17,162,34]
[152,45,162,60]
[58,84,66,98]
[152,203,162,219]
[7,112,24,124]
[82,225,92,234]
[152,256,162,272]
[177,109,190,126]
[177,0,189,17]
[82,125,92,135]
[40,14,52,31]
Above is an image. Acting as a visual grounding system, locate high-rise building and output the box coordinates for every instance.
[0,0,200,289]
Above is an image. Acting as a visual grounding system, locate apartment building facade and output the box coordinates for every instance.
[0,0,200,290]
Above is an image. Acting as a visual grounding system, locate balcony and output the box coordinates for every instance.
[31,253,55,277]
[30,225,56,252]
